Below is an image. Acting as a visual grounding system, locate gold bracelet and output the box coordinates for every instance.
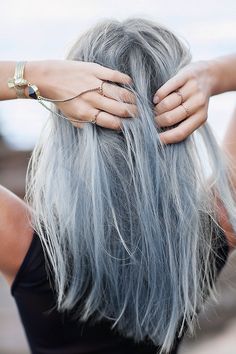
[8,61,28,98]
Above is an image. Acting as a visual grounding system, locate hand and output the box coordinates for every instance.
[25,60,137,130]
[153,61,215,144]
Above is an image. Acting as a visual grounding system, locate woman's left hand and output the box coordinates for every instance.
[153,61,215,144]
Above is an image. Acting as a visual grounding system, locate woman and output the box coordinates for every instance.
[0,18,236,354]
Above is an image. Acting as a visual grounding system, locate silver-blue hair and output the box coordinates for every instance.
[25,18,236,353]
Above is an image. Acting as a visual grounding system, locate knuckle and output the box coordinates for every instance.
[197,92,206,107]
[93,63,101,71]
[120,91,128,102]
[154,114,159,123]
[109,71,115,81]
[111,118,122,130]
[78,108,87,121]
[132,106,138,117]
[155,116,162,128]
[111,70,119,81]
[155,89,164,101]
[189,69,198,80]
[175,129,187,142]
[71,121,80,128]
[201,113,208,123]
[162,113,173,126]
[79,112,86,121]
[191,78,199,91]
[154,105,161,115]
[159,100,169,111]
[95,93,103,104]
[120,90,132,102]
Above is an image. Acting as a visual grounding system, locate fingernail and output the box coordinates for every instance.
[153,96,160,104]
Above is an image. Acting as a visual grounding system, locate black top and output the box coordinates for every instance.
[11,223,229,354]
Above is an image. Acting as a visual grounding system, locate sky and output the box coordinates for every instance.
[0,0,235,149]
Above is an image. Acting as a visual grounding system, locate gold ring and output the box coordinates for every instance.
[98,81,105,96]
[91,110,101,124]
[181,103,190,118]
[175,90,184,105]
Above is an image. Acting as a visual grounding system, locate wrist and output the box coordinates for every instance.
[207,56,236,96]
[206,59,222,97]
[24,60,51,98]
[5,61,18,99]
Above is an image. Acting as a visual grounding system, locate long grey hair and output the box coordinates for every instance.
[25,18,236,353]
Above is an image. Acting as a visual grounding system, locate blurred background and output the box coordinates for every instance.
[0,0,236,353]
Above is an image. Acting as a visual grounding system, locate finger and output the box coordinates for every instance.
[95,64,132,85]
[158,111,207,144]
[71,120,85,129]
[155,91,182,116]
[56,99,90,122]
[90,109,124,130]
[86,92,137,118]
[58,112,86,128]
[102,82,136,104]
[65,110,122,131]
[153,71,188,104]
[156,105,189,128]
[66,115,85,128]
[155,94,205,128]
[155,80,195,115]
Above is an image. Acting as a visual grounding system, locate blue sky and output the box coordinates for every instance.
[0,0,235,149]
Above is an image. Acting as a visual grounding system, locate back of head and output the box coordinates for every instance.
[69,18,190,98]
[26,18,236,353]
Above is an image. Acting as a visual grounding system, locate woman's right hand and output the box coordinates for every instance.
[25,60,137,130]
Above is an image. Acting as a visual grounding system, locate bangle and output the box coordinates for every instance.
[8,61,28,98]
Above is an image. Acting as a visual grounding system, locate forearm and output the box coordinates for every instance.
[209,54,236,96]
[0,61,48,101]
[0,61,17,100]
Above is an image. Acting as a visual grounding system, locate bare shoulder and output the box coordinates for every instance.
[0,185,34,286]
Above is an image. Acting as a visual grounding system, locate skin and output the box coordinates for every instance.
[0,61,137,129]
[0,57,236,288]
[153,54,236,144]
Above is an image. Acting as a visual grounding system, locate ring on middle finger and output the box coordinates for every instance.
[181,103,190,119]
[175,90,184,105]
[90,109,102,125]
[98,81,105,96]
